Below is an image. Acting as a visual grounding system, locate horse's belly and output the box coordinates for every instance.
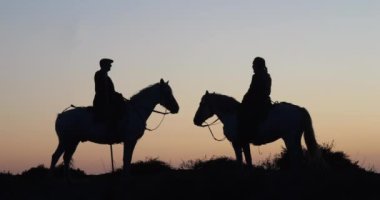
[252,130,281,145]
[122,126,145,141]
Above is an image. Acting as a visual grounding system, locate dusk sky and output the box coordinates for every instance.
[1,0,379,174]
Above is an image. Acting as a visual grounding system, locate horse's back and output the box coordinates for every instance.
[270,102,303,119]
[261,102,304,132]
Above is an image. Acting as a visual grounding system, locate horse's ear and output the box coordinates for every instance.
[166,81,169,84]
[206,90,209,95]
[160,78,164,84]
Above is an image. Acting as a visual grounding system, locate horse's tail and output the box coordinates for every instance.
[55,113,64,139]
[301,108,321,159]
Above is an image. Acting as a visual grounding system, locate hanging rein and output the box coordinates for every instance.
[200,118,226,142]
[125,96,171,132]
[145,108,170,131]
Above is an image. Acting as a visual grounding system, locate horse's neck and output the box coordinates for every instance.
[130,94,159,121]
[214,109,236,126]
[209,95,237,124]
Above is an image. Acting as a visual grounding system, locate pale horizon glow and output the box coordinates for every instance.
[1,1,379,174]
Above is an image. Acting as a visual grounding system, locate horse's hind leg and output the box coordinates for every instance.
[242,143,252,167]
[50,142,64,170]
[63,141,79,179]
[284,134,303,170]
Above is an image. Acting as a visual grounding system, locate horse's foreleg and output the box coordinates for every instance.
[123,140,137,174]
[232,142,243,166]
[242,143,252,167]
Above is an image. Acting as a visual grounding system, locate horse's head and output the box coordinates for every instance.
[193,90,215,126]
[158,78,179,114]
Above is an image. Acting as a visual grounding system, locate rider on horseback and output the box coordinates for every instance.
[238,57,272,142]
[93,58,126,132]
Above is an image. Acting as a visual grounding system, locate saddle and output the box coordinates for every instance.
[238,101,274,142]
[93,102,131,138]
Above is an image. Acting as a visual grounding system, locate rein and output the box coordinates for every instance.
[200,118,220,127]
[130,102,170,132]
[146,108,169,131]
[201,118,226,142]
[152,109,171,115]
[126,94,171,131]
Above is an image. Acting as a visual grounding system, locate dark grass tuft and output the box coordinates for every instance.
[130,157,173,174]
[21,164,50,177]
[319,142,364,172]
[23,162,86,178]
[179,156,241,171]
[51,163,87,178]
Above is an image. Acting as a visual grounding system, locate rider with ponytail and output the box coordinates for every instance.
[238,57,272,141]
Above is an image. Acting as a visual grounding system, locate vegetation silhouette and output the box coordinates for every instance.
[23,164,86,179]
[50,79,179,178]
[1,145,379,200]
[194,91,324,169]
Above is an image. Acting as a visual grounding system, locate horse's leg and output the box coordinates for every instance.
[50,141,64,170]
[284,134,303,170]
[63,141,79,179]
[232,141,243,166]
[123,140,137,175]
[242,143,252,167]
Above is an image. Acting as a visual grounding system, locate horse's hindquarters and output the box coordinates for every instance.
[252,104,304,145]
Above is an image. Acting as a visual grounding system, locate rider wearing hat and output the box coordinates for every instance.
[93,58,125,131]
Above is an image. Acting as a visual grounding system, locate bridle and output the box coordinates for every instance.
[130,101,171,132]
[198,98,226,141]
[130,84,173,132]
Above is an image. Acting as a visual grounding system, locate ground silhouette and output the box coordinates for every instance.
[1,144,379,200]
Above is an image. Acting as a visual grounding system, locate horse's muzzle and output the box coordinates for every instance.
[193,118,202,126]
[170,105,179,114]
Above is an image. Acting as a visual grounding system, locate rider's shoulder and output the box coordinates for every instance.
[95,70,107,78]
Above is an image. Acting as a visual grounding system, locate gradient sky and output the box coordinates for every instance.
[1,0,379,174]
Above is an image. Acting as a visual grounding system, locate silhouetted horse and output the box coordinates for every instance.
[51,79,179,176]
[194,91,322,168]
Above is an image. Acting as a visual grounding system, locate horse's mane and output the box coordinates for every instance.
[209,93,240,114]
[130,83,159,102]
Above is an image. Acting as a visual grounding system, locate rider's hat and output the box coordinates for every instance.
[99,58,113,67]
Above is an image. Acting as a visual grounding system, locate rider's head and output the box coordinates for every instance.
[99,58,113,71]
[252,57,267,74]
